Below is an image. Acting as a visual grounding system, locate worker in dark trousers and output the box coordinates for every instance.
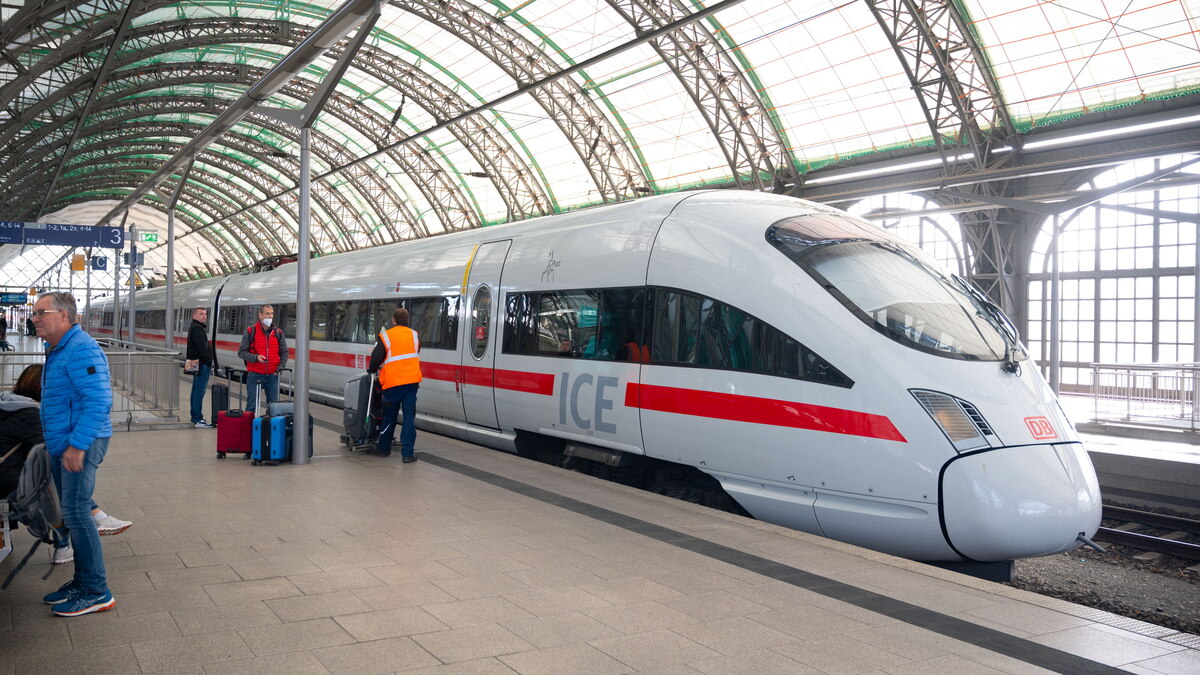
[368,307,422,462]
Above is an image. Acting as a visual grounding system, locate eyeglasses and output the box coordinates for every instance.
[31,309,62,318]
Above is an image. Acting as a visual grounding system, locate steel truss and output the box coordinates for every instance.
[865,0,1021,312]
[1,72,410,258]
[0,16,556,249]
[605,0,793,190]
[390,0,649,203]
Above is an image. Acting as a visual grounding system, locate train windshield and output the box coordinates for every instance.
[767,215,1014,361]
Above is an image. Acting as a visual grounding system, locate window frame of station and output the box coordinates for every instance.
[504,285,853,388]
[216,297,459,349]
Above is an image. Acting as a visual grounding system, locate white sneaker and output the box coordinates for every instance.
[52,545,74,564]
[95,515,133,536]
[194,420,215,429]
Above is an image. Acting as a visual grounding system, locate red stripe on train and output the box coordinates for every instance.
[624,382,907,442]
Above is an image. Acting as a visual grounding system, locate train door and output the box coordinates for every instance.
[460,241,511,429]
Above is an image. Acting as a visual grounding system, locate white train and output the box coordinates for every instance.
[88,191,1101,565]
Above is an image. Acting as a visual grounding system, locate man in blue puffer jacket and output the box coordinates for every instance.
[31,291,116,617]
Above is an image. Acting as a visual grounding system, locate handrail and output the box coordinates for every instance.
[0,340,183,427]
[1089,362,1199,434]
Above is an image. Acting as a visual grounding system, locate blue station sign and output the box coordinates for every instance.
[0,222,124,249]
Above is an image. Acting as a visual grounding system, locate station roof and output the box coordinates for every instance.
[1,0,1197,284]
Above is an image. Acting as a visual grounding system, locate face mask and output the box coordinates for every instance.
[261,318,273,328]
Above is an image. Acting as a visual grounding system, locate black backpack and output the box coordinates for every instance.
[3,443,64,589]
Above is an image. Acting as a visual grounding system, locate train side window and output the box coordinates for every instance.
[698,301,753,370]
[311,302,330,341]
[599,288,646,362]
[409,297,449,349]
[330,301,356,342]
[503,293,537,356]
[277,304,296,339]
[652,290,700,364]
[441,296,459,350]
[470,285,492,360]
[536,290,600,357]
[364,300,390,341]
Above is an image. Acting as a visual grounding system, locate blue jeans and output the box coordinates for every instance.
[190,364,211,423]
[51,437,110,596]
[245,372,278,415]
[378,383,418,458]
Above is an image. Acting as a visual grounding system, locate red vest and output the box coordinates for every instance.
[246,323,282,374]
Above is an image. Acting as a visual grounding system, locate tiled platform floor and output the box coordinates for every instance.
[1,404,1198,674]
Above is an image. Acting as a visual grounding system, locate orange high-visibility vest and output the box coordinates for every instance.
[378,325,422,388]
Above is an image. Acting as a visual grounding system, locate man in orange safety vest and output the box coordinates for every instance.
[367,307,422,462]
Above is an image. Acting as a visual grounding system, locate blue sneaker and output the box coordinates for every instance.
[52,591,115,617]
[43,580,82,605]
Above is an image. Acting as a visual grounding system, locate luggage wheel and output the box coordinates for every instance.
[217,452,226,459]
[251,460,260,466]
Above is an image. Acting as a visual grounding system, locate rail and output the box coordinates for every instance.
[0,338,182,427]
[1088,362,1199,435]
[98,339,182,425]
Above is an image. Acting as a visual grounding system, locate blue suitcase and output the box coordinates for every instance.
[252,416,289,465]
[251,413,315,466]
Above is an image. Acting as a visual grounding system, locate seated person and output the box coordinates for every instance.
[1,365,133,565]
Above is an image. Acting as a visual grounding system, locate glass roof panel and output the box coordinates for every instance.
[488,93,597,208]
[721,0,933,169]
[587,48,732,190]
[500,0,631,65]
[963,0,1200,127]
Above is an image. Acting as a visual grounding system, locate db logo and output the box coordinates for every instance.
[1024,416,1057,440]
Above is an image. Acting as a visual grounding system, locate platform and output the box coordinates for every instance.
[0,402,1197,674]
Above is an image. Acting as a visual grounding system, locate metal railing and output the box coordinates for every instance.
[99,339,181,424]
[1089,362,1199,433]
[0,339,181,427]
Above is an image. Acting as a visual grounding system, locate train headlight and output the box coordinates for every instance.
[910,390,995,453]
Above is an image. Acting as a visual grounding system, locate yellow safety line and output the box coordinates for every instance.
[461,243,480,296]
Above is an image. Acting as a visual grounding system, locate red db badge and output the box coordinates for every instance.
[1024,416,1057,440]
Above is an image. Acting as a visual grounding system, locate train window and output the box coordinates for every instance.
[470,286,492,360]
[652,290,700,364]
[698,301,753,370]
[363,300,390,342]
[311,302,330,341]
[651,288,852,387]
[241,306,255,333]
[439,296,459,350]
[504,293,537,355]
[537,290,600,357]
[330,301,357,342]
[274,304,293,339]
[503,288,645,361]
[770,221,1008,362]
[600,288,646,362]
[409,298,442,349]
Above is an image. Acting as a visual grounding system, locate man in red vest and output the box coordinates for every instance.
[237,304,288,415]
[367,307,422,462]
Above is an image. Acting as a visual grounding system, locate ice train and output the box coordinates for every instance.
[88,191,1102,564]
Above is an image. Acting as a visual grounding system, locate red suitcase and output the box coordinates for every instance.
[216,371,257,459]
[216,409,254,459]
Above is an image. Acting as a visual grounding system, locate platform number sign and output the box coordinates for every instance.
[1024,416,1057,440]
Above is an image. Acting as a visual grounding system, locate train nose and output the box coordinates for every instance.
[940,442,1102,561]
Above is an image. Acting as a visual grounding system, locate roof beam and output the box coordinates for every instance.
[35,0,145,219]
[90,0,382,228]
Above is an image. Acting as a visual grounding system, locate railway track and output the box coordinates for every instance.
[1096,505,1200,561]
